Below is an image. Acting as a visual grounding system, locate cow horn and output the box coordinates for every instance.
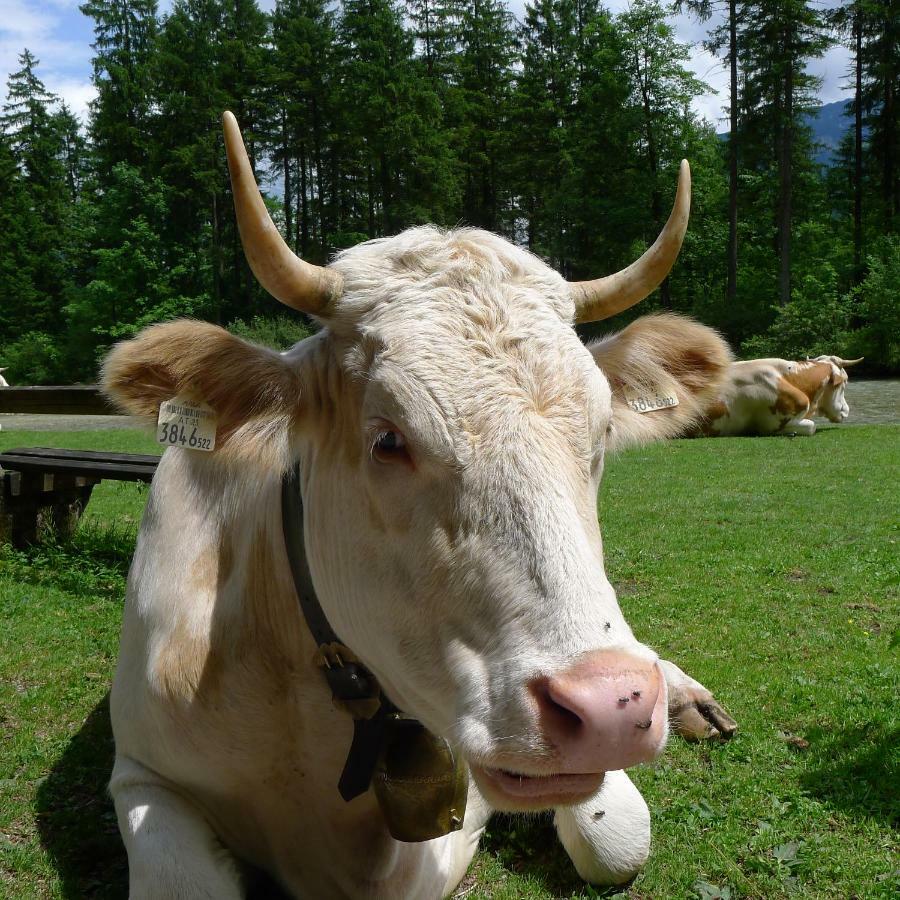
[839,356,864,367]
[570,159,691,323]
[222,111,340,314]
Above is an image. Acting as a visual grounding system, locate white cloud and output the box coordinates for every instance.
[45,74,96,123]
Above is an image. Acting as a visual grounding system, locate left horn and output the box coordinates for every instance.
[570,160,691,323]
[223,111,340,315]
[839,357,864,367]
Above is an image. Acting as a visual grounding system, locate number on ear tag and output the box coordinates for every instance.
[623,379,680,414]
[157,397,218,451]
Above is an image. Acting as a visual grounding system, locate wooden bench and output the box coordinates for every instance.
[0,448,159,547]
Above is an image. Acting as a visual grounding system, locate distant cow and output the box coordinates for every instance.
[102,112,737,899]
[702,356,863,436]
[0,368,8,387]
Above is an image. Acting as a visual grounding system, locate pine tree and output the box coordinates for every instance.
[514,0,582,266]
[618,0,709,306]
[1,50,75,336]
[455,0,518,231]
[738,0,831,306]
[152,0,269,323]
[859,0,899,230]
[675,0,741,305]
[336,0,458,235]
[79,0,159,181]
[269,0,339,261]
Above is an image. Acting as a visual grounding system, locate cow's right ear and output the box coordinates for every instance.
[102,320,305,469]
[589,313,732,451]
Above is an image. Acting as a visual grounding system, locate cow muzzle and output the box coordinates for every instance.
[471,649,668,811]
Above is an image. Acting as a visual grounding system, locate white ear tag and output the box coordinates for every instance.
[157,397,218,451]
[623,377,680,414]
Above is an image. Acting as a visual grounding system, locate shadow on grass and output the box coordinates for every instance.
[35,694,127,899]
[800,722,900,827]
[34,693,291,900]
[481,813,620,898]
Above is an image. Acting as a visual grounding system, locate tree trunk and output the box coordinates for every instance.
[300,141,309,257]
[852,6,863,282]
[282,107,293,251]
[726,0,738,305]
[639,58,670,308]
[777,57,793,307]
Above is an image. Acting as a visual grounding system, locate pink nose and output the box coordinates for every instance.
[533,649,668,773]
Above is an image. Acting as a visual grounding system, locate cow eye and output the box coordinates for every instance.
[371,428,410,464]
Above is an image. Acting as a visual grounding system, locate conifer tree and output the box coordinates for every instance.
[1,51,74,335]
[455,0,518,231]
[675,0,741,305]
[79,0,158,181]
[859,0,898,229]
[738,0,830,306]
[269,0,338,260]
[336,0,458,235]
[618,0,708,306]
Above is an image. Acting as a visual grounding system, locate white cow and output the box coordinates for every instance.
[102,113,736,899]
[0,367,8,387]
[701,355,863,437]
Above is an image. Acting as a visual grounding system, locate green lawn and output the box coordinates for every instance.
[1,426,897,899]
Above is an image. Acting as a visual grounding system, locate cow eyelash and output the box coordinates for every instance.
[370,427,410,464]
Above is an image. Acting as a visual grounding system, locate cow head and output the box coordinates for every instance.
[809,355,863,423]
[103,113,731,812]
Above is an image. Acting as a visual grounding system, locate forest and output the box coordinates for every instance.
[0,0,897,384]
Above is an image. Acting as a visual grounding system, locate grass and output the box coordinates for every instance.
[1,425,897,899]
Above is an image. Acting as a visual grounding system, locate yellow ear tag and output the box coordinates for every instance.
[623,377,680,414]
[156,397,218,452]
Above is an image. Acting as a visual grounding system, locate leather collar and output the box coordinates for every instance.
[281,464,396,801]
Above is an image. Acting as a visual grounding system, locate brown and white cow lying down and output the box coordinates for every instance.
[102,113,737,899]
[701,356,863,437]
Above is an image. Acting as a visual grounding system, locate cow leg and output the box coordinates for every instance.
[787,417,816,436]
[553,770,650,886]
[111,756,244,900]
[659,658,737,741]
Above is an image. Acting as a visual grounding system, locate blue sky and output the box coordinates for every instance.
[1,1,852,131]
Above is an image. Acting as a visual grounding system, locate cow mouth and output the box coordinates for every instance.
[470,764,605,810]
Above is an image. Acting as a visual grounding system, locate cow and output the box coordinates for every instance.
[101,112,737,900]
[700,355,864,437]
[0,368,8,387]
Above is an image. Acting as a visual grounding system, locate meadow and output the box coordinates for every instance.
[0,425,897,899]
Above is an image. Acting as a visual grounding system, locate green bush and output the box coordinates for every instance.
[227,314,315,351]
[740,262,854,360]
[0,331,66,384]
[849,235,900,370]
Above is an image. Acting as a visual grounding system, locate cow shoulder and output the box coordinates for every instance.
[102,320,307,469]
[588,313,732,450]
[783,362,832,401]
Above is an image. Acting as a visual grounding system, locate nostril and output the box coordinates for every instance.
[532,677,584,737]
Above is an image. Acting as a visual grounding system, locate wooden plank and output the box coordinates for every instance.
[0,454,157,482]
[2,447,161,466]
[0,385,120,415]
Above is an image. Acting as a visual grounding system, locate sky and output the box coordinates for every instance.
[0,0,853,132]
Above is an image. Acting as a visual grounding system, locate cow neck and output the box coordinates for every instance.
[281,463,396,802]
[281,464,469,843]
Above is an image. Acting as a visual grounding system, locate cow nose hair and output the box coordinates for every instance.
[531,649,668,773]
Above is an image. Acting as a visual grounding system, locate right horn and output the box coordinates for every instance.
[570,160,691,323]
[839,357,864,367]
[223,111,340,315]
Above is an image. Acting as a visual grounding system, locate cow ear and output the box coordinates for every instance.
[102,320,306,470]
[588,313,732,451]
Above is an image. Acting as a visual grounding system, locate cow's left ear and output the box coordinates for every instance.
[102,320,306,470]
[588,313,732,451]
